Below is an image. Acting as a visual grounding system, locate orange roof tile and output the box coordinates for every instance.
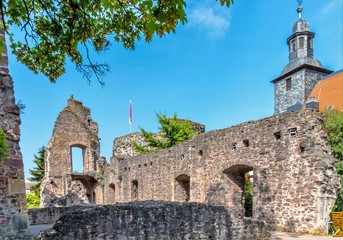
[306,71,343,112]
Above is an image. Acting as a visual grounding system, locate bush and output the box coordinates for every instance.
[325,111,343,211]
[26,193,40,208]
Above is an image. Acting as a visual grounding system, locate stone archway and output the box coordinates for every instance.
[223,164,253,218]
[108,183,116,203]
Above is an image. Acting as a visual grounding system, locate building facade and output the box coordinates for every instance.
[272,4,332,114]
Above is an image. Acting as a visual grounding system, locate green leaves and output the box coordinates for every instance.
[324,110,343,161]
[0,128,9,165]
[133,112,196,153]
[244,173,253,217]
[1,0,233,84]
[26,193,40,208]
[219,0,234,7]
[325,110,343,211]
[28,146,46,197]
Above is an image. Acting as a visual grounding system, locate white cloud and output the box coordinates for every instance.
[188,6,231,39]
[320,0,341,16]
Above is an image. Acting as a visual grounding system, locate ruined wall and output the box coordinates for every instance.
[28,206,85,225]
[104,110,339,232]
[41,97,101,207]
[0,29,28,234]
[36,202,268,240]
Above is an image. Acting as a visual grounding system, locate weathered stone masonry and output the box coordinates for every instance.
[36,202,268,240]
[105,110,339,232]
[41,96,103,207]
[0,28,28,234]
[39,96,340,236]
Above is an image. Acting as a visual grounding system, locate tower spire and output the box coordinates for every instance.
[297,0,303,19]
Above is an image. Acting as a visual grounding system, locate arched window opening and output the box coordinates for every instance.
[307,37,312,48]
[71,146,85,173]
[109,183,115,203]
[299,37,305,49]
[291,40,296,52]
[131,180,138,201]
[175,174,190,202]
[223,165,254,218]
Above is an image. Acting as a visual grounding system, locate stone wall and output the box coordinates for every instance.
[104,110,339,232]
[40,96,101,207]
[28,206,85,225]
[35,202,268,240]
[274,68,329,114]
[0,28,28,234]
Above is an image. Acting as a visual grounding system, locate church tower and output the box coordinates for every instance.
[271,1,333,115]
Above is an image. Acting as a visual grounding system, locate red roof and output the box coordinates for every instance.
[306,71,343,112]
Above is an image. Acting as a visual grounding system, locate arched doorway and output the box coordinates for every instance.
[175,174,190,202]
[223,164,254,218]
[109,183,115,203]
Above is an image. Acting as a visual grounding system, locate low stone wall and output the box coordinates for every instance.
[35,201,268,240]
[28,206,85,225]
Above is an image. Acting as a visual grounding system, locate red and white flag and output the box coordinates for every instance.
[129,100,132,124]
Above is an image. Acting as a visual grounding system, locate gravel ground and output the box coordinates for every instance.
[28,224,53,236]
[271,231,341,239]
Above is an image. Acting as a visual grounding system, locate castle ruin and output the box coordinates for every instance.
[40,96,339,234]
[36,3,342,237]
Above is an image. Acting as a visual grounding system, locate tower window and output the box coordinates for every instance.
[286,78,292,91]
[307,37,312,48]
[291,40,296,52]
[299,37,305,49]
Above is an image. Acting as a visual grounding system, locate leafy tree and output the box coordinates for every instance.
[26,193,40,208]
[324,110,343,211]
[28,146,46,196]
[0,128,9,165]
[324,110,343,161]
[244,173,253,217]
[0,0,234,85]
[133,113,196,153]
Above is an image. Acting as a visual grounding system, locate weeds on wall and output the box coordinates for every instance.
[0,128,9,165]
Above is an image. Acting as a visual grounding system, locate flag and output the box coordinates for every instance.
[129,100,132,124]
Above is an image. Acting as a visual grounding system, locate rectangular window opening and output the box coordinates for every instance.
[243,140,249,147]
[289,128,297,137]
[286,78,292,91]
[274,132,281,140]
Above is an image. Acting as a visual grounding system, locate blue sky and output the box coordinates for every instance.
[6,0,342,180]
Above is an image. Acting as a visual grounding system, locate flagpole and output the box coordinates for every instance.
[129,100,132,133]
